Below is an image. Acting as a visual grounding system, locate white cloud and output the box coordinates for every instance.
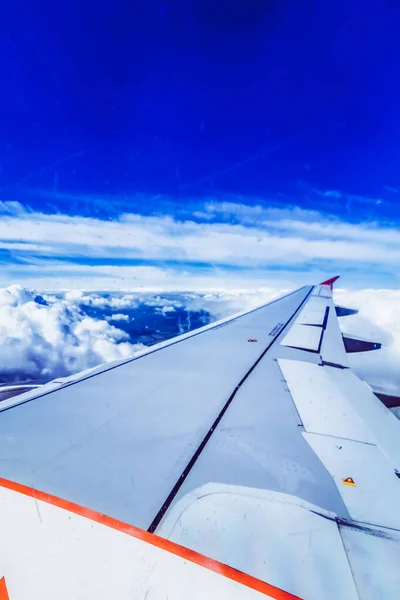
[314,189,384,205]
[0,285,143,383]
[333,288,400,395]
[0,202,400,284]
[2,261,311,292]
[105,313,130,322]
[182,287,288,319]
[159,305,176,314]
[266,218,400,246]
[64,290,140,309]
[323,190,343,198]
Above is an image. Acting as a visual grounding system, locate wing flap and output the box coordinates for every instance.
[278,359,374,442]
[304,433,400,530]
[280,324,322,352]
[295,296,327,326]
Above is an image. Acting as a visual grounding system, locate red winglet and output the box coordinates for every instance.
[319,275,340,288]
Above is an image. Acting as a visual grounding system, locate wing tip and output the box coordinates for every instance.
[319,275,340,288]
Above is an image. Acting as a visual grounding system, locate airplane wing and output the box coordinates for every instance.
[0,279,399,600]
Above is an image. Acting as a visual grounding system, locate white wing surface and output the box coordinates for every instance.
[0,279,399,600]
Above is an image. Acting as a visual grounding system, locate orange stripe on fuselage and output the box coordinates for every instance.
[0,477,301,600]
[0,578,9,600]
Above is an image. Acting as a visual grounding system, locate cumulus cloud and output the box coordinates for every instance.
[64,290,141,310]
[0,285,143,383]
[105,313,130,322]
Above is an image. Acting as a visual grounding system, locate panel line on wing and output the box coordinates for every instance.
[148,288,315,533]
[277,359,375,443]
[280,303,330,354]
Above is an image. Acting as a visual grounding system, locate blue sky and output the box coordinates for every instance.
[1,0,400,289]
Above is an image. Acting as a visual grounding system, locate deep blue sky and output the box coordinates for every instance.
[1,0,400,221]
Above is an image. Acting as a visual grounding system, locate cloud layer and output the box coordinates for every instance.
[0,284,399,398]
[0,199,399,290]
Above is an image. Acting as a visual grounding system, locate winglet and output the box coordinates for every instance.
[320,275,340,289]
